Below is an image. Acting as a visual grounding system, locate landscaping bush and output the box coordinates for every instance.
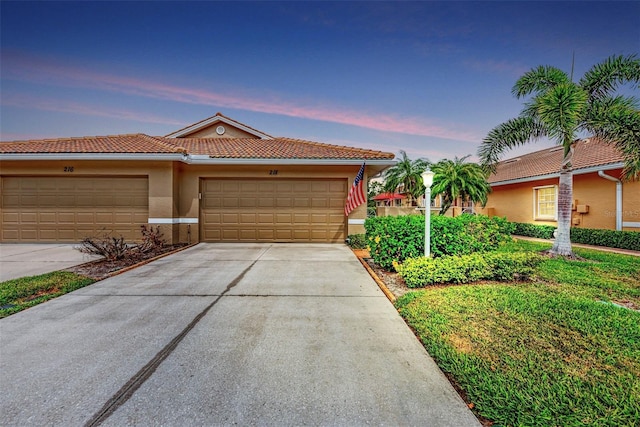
[396,251,542,287]
[346,234,368,249]
[364,214,514,270]
[570,227,640,251]
[364,215,424,270]
[511,222,556,239]
[77,225,167,260]
[430,214,514,257]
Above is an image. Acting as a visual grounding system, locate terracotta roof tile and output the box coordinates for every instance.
[166,112,273,138]
[0,134,394,160]
[489,138,624,184]
[155,136,395,159]
[0,134,181,154]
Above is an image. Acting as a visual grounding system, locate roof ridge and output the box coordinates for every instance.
[165,112,273,138]
[142,135,187,153]
[275,136,394,157]
[498,137,606,163]
[1,133,145,144]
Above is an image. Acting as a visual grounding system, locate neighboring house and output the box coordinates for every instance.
[373,192,407,207]
[0,113,395,243]
[476,138,640,232]
[373,191,463,217]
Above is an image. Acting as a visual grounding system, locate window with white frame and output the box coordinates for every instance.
[533,186,557,220]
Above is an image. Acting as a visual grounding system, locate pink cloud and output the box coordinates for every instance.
[2,94,185,126]
[3,52,481,142]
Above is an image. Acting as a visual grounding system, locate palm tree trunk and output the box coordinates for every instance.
[550,152,575,256]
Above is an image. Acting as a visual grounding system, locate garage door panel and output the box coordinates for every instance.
[257,214,274,224]
[201,178,346,243]
[58,213,75,224]
[38,213,57,223]
[20,213,37,223]
[255,229,273,240]
[258,198,274,208]
[293,198,310,208]
[1,177,148,242]
[221,213,239,224]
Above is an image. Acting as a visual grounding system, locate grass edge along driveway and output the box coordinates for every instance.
[397,240,640,427]
[0,271,95,318]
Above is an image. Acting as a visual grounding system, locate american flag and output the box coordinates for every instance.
[345,163,366,216]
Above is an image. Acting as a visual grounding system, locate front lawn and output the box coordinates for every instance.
[396,240,640,426]
[0,271,95,318]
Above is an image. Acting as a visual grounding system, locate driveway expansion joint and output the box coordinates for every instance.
[83,246,270,427]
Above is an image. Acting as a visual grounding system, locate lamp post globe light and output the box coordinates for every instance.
[421,169,435,257]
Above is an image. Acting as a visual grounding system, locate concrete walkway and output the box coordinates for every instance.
[0,243,479,426]
[0,244,101,282]
[513,235,640,257]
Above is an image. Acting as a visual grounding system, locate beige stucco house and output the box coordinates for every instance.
[0,113,395,244]
[476,138,640,232]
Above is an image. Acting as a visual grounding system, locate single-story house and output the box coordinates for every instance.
[476,138,640,232]
[0,113,395,244]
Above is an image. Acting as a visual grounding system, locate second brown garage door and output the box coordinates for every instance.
[1,176,148,242]
[201,179,347,242]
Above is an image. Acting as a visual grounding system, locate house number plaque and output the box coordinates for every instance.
[63,166,75,172]
[269,170,278,175]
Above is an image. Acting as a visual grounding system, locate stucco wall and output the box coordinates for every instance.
[481,169,639,231]
[1,160,379,243]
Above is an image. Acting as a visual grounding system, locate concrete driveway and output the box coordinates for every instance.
[0,244,101,282]
[0,243,479,426]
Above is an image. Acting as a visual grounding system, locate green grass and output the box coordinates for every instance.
[396,240,640,426]
[0,271,95,318]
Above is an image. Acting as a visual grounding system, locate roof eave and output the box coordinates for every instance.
[489,162,625,187]
[184,156,396,166]
[165,116,273,139]
[0,153,187,161]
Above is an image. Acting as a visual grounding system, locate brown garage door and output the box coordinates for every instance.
[1,176,148,242]
[201,179,347,242]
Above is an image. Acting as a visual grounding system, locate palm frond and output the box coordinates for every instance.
[512,65,570,98]
[579,54,640,100]
[478,116,547,170]
[534,83,587,145]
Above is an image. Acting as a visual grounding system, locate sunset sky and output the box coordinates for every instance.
[1,1,638,162]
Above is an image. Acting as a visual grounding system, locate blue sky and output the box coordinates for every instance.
[1,1,638,162]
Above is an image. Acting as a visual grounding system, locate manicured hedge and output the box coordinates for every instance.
[364,214,514,270]
[511,222,556,239]
[346,234,367,249]
[396,251,543,287]
[570,227,640,251]
[510,221,640,251]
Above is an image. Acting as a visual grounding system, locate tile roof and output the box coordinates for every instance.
[0,134,394,160]
[156,136,395,159]
[166,112,273,139]
[0,134,182,154]
[489,138,624,184]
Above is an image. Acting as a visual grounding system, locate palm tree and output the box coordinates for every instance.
[431,155,491,215]
[382,150,430,206]
[479,54,640,257]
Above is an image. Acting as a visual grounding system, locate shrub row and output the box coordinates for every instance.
[364,214,513,270]
[346,234,367,249]
[396,251,543,287]
[511,222,556,239]
[510,222,640,251]
[570,227,640,251]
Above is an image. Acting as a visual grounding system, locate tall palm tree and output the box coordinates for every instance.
[382,150,430,206]
[431,155,491,215]
[479,54,640,257]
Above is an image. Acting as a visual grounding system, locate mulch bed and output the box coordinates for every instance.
[66,244,190,280]
[364,258,412,298]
